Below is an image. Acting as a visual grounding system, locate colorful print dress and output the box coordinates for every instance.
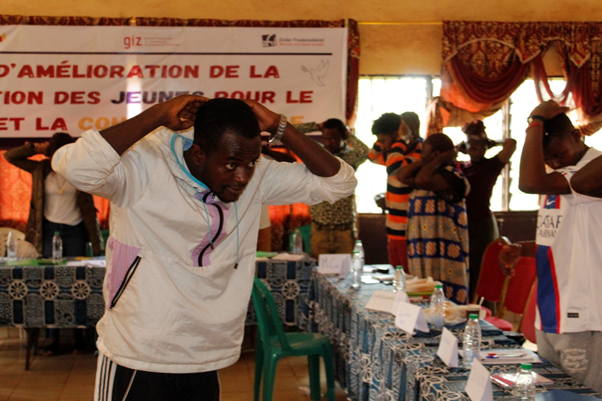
[407,165,470,304]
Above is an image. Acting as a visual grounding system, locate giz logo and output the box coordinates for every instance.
[124,35,142,49]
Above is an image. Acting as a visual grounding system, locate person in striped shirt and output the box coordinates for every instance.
[368,112,422,270]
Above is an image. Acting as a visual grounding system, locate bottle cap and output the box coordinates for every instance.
[520,363,532,370]
[396,265,403,270]
[54,231,60,235]
[468,313,479,319]
[434,284,443,289]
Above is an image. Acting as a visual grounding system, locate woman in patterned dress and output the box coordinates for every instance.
[397,133,470,304]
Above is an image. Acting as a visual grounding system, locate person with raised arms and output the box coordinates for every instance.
[52,95,357,400]
[499,100,602,392]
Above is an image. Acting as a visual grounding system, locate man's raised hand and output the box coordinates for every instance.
[529,100,570,122]
[156,95,209,132]
[242,99,280,134]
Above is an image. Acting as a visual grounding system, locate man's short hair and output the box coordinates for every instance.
[543,114,575,148]
[322,118,348,139]
[193,98,260,152]
[48,132,75,158]
[400,111,420,137]
[424,133,454,153]
[371,113,401,136]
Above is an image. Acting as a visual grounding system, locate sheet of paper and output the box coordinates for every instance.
[391,291,409,316]
[437,327,459,367]
[459,349,543,365]
[66,261,88,267]
[465,359,494,401]
[85,259,106,267]
[317,254,351,276]
[338,255,351,278]
[394,302,430,334]
[272,253,307,261]
[365,290,396,313]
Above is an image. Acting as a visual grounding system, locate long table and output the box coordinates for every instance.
[310,270,600,400]
[0,256,315,368]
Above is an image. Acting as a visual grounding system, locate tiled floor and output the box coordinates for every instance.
[0,327,348,401]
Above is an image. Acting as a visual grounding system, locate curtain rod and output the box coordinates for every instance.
[125,17,442,27]
[358,21,442,26]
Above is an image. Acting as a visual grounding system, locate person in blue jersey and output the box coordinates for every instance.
[500,100,602,392]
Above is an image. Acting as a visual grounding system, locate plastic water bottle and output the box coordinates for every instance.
[353,240,364,261]
[429,284,446,330]
[291,228,303,254]
[52,231,63,260]
[6,231,18,260]
[351,251,362,289]
[6,231,17,259]
[513,363,536,400]
[462,313,482,368]
[394,265,405,292]
[351,241,364,289]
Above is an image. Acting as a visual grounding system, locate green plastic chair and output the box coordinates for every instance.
[251,277,335,401]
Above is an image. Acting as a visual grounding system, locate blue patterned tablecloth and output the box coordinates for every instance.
[309,271,600,401]
[248,257,315,331]
[0,264,105,328]
[0,257,315,331]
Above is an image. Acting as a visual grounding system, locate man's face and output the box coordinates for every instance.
[377,133,396,152]
[467,139,487,163]
[190,131,262,203]
[321,127,344,154]
[543,131,583,170]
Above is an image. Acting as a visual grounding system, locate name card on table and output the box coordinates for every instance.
[365,290,396,313]
[465,359,494,401]
[436,328,459,367]
[318,254,351,277]
[391,291,410,316]
[394,302,430,334]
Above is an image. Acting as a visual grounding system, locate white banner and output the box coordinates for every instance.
[0,25,348,138]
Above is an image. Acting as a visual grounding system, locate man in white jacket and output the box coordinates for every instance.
[53,95,357,400]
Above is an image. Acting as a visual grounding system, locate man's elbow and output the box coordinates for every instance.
[506,138,517,149]
[518,178,539,194]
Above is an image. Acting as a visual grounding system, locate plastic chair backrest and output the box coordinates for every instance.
[252,277,292,351]
[473,237,510,303]
[0,228,26,256]
[520,278,538,344]
[500,256,537,314]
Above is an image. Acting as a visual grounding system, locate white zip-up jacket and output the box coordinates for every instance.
[52,128,357,373]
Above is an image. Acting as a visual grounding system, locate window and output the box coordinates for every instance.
[353,76,578,214]
[354,76,431,213]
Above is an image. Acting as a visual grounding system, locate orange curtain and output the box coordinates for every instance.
[0,150,110,230]
[0,151,35,231]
